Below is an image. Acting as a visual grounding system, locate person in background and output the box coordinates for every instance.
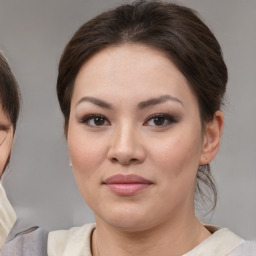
[0,51,47,256]
[0,51,19,249]
[48,1,256,255]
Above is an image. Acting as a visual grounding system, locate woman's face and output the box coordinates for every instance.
[0,105,13,176]
[68,44,220,231]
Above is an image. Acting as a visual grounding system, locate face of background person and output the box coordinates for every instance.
[67,43,223,231]
[0,104,13,177]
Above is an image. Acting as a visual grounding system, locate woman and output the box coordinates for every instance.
[0,52,47,255]
[48,1,256,255]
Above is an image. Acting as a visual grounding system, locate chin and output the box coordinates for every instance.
[108,219,152,232]
[96,205,157,232]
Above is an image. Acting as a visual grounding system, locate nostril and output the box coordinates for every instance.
[110,157,139,165]
[111,158,118,163]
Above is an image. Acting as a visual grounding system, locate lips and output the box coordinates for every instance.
[103,174,153,196]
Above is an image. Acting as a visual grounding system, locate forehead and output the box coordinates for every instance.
[72,44,194,101]
[77,43,177,78]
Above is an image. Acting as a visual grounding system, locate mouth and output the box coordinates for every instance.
[103,174,153,196]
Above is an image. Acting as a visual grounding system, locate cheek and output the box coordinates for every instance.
[0,153,7,175]
[67,126,107,181]
[152,128,203,185]
[151,136,202,211]
[0,139,13,175]
[67,126,110,208]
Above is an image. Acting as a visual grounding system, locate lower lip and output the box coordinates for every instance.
[105,183,151,196]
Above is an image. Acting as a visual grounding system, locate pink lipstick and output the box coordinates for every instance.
[103,174,152,196]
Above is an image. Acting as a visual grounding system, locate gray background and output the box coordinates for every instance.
[0,0,255,239]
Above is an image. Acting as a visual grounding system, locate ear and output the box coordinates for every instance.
[200,111,224,165]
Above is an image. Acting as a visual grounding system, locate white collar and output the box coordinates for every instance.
[0,182,17,248]
[48,223,244,256]
[183,225,244,256]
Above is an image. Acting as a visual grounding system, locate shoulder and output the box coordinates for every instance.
[1,226,48,256]
[184,226,244,256]
[48,223,95,256]
[229,240,256,256]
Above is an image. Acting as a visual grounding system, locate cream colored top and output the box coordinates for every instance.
[48,223,251,256]
[0,183,17,249]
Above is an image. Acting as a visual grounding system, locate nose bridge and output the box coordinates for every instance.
[108,120,145,164]
[116,121,135,147]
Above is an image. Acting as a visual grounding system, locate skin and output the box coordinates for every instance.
[68,44,224,256]
[0,105,13,177]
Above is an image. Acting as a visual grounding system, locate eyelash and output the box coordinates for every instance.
[79,114,110,127]
[79,113,177,128]
[144,113,178,127]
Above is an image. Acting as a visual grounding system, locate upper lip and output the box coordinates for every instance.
[103,174,153,184]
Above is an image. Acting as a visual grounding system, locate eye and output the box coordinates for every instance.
[0,130,8,146]
[0,124,11,146]
[144,114,177,127]
[80,114,110,127]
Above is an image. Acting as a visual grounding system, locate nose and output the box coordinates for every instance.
[107,124,145,165]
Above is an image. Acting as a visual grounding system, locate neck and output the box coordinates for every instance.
[92,213,211,256]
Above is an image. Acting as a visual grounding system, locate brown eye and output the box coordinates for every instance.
[144,114,177,127]
[93,116,105,126]
[152,117,166,126]
[80,114,110,127]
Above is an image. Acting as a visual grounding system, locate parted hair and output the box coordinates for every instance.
[57,0,228,209]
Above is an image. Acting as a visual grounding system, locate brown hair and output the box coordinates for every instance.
[0,52,20,131]
[57,0,227,209]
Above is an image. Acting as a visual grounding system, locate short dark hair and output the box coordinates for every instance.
[0,52,20,131]
[57,0,228,209]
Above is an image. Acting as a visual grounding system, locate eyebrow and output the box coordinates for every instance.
[76,94,183,110]
[76,96,112,109]
[138,95,183,109]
